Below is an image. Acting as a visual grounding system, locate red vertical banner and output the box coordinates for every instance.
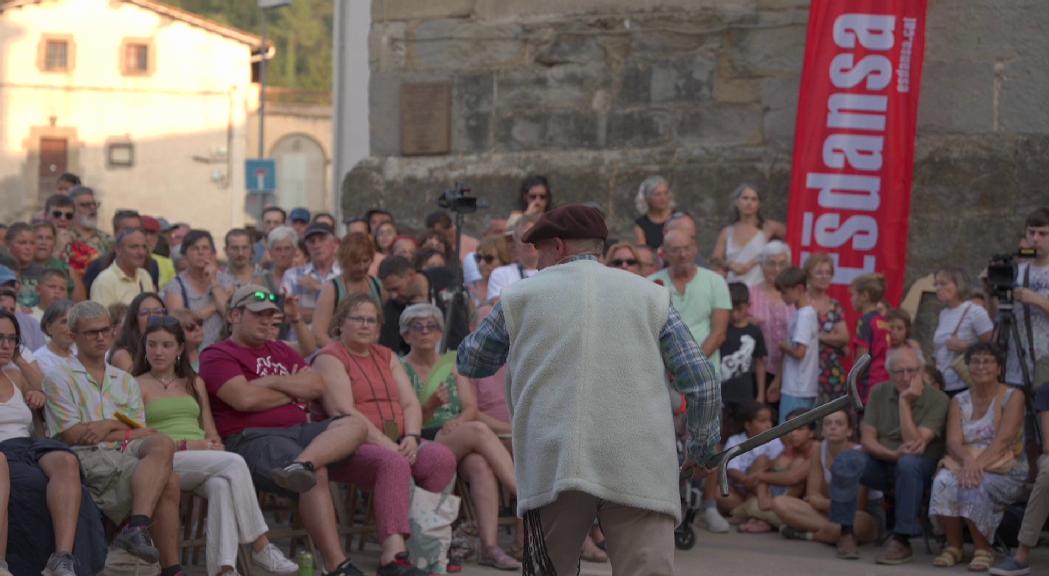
[786,0,928,325]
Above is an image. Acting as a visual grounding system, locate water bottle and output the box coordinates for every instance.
[296,550,314,576]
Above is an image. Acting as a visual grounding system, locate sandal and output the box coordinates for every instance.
[969,549,994,572]
[933,546,963,568]
[479,546,522,571]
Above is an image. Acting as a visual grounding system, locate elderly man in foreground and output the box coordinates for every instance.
[458,204,721,576]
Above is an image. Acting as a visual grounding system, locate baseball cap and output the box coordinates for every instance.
[141,215,161,233]
[290,207,311,223]
[229,284,281,312]
[0,266,16,286]
[304,222,334,240]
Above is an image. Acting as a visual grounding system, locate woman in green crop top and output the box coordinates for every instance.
[134,316,298,576]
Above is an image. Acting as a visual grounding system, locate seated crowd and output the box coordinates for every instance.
[0,172,1046,576]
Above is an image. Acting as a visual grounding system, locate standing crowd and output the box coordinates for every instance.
[0,169,1046,575]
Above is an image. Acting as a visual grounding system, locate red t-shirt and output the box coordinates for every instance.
[852,311,891,403]
[199,339,310,437]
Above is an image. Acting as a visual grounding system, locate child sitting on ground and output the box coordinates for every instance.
[715,402,781,521]
[885,308,921,355]
[733,408,817,534]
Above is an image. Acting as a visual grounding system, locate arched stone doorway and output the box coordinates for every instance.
[271,133,327,210]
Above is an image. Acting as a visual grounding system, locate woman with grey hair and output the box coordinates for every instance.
[33,299,76,375]
[933,267,994,396]
[633,175,675,250]
[749,241,794,402]
[712,183,786,286]
[400,303,521,570]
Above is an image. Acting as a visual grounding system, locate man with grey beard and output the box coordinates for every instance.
[68,187,113,258]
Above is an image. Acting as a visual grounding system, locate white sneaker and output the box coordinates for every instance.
[251,543,298,574]
[703,506,730,533]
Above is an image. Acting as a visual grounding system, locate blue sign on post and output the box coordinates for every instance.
[246,159,276,194]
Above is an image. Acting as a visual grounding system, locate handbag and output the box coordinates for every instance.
[939,388,1022,475]
[948,304,974,388]
[407,477,461,574]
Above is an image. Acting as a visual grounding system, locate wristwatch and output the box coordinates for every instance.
[402,433,422,443]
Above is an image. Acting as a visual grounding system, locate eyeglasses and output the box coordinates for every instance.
[137,307,168,317]
[889,367,922,376]
[610,259,638,268]
[0,335,18,346]
[474,254,497,264]
[75,201,100,210]
[347,316,379,326]
[78,326,113,339]
[50,210,74,220]
[409,322,441,334]
[233,290,279,308]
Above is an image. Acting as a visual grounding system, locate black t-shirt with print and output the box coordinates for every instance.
[718,323,767,404]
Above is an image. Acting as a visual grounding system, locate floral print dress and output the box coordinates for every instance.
[817,298,847,405]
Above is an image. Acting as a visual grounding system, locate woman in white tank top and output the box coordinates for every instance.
[768,410,882,544]
[712,184,786,286]
[0,309,106,575]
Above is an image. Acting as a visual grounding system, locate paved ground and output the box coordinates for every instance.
[105,528,1049,575]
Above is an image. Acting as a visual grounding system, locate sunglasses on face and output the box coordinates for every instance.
[50,210,74,220]
[527,193,548,201]
[182,320,204,331]
[474,254,498,264]
[233,290,280,308]
[610,259,638,268]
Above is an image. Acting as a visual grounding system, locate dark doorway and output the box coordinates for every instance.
[38,137,68,198]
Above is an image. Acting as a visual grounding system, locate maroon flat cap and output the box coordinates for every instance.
[522,203,608,244]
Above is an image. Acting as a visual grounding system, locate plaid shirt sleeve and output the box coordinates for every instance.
[661,306,721,464]
[456,303,510,378]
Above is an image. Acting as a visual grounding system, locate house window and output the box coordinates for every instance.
[38,36,74,72]
[107,141,135,168]
[121,39,153,75]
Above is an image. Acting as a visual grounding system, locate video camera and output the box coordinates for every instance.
[987,247,1038,303]
[437,183,478,214]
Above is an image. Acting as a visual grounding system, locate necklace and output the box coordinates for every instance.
[153,372,179,389]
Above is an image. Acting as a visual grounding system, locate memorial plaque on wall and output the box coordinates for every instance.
[400,82,451,156]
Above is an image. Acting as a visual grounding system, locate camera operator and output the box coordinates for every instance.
[1002,207,1049,389]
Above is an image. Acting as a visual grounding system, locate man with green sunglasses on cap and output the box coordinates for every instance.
[199,284,370,576]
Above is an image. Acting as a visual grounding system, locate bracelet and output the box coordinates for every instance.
[402,433,421,443]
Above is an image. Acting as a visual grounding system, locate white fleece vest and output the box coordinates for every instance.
[500,259,680,521]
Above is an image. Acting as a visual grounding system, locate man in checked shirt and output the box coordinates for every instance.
[457,204,720,576]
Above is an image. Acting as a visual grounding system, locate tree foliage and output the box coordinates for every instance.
[166,0,333,92]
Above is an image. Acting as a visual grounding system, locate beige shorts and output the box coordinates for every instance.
[73,439,146,524]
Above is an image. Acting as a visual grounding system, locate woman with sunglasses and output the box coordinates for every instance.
[170,309,205,371]
[312,294,456,575]
[109,292,167,372]
[400,304,520,571]
[603,242,643,276]
[507,175,553,228]
[134,317,298,576]
[469,236,509,306]
[0,309,107,576]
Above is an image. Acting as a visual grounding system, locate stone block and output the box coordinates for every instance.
[372,0,475,22]
[409,19,525,71]
[453,73,494,153]
[606,110,674,149]
[495,112,601,151]
[916,61,994,134]
[678,103,764,146]
[727,25,805,77]
[618,55,715,106]
[925,0,1049,64]
[369,72,401,156]
[535,33,606,67]
[715,75,762,104]
[760,73,799,147]
[496,64,608,111]
[999,60,1049,134]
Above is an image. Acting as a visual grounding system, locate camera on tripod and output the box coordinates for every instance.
[987,248,1037,303]
[437,183,478,214]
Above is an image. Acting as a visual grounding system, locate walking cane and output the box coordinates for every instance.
[691,355,871,496]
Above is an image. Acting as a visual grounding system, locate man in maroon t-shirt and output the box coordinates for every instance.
[199,284,368,576]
